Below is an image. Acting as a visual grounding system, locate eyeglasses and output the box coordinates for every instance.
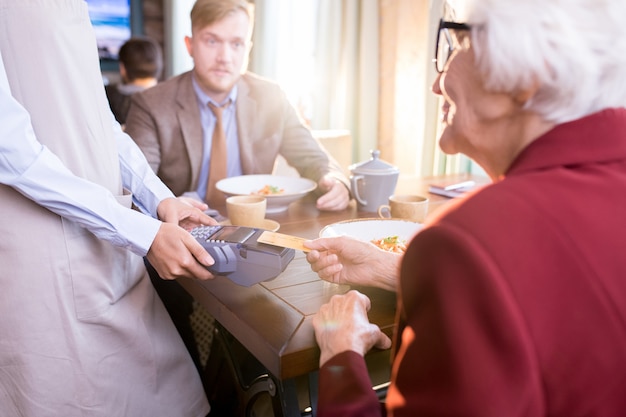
[434,19,471,73]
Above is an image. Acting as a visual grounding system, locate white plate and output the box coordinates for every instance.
[319,218,423,245]
[216,175,317,213]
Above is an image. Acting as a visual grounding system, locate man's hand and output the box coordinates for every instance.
[313,290,392,366]
[304,236,401,292]
[315,175,350,211]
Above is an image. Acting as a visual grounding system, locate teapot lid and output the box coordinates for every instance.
[349,149,399,175]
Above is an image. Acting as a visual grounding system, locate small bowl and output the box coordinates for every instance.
[216,174,317,213]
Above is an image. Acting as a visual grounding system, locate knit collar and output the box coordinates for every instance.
[506,108,626,177]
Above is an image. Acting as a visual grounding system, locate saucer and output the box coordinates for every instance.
[220,218,280,232]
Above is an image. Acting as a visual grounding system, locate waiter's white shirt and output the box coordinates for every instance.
[0,50,171,256]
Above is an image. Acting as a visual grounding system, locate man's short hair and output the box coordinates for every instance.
[118,37,163,81]
[190,0,254,33]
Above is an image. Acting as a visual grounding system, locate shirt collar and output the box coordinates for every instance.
[191,74,238,108]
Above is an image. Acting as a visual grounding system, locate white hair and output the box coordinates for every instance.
[455,0,626,123]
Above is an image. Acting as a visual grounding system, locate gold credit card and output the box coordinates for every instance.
[257,231,310,252]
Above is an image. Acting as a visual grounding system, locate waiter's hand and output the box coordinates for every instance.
[147,197,219,280]
[176,195,209,213]
[316,175,350,211]
[157,197,216,231]
[313,290,391,366]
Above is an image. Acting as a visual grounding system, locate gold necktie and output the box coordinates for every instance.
[205,101,230,207]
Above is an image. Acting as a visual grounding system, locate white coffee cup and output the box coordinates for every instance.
[226,195,267,227]
[378,194,429,223]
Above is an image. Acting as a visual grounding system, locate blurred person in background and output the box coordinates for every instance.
[105,36,163,126]
[306,0,626,415]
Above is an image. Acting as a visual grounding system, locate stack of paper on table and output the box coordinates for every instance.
[428,180,479,198]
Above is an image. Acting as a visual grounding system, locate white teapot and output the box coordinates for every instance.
[349,150,399,212]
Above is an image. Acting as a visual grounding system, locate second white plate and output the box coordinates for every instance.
[319,218,422,243]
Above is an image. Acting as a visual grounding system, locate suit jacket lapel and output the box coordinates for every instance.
[236,78,258,173]
[176,73,204,190]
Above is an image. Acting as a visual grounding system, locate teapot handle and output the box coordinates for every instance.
[350,174,367,205]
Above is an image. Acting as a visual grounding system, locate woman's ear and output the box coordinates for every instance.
[513,79,540,106]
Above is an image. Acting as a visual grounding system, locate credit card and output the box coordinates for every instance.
[257,231,310,252]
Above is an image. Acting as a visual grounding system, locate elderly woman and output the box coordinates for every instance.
[305,0,626,415]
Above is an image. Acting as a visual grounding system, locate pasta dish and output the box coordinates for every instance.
[254,184,285,195]
[371,235,407,253]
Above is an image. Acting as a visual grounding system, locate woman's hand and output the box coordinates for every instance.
[313,290,392,366]
[304,236,402,292]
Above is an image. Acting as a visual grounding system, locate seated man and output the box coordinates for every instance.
[105,36,163,126]
[124,0,351,400]
[125,0,350,211]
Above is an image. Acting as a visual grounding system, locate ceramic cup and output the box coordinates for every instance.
[226,195,267,227]
[378,194,429,223]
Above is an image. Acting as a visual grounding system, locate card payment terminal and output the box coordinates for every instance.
[190,225,295,287]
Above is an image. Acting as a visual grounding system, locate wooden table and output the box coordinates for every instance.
[179,174,489,416]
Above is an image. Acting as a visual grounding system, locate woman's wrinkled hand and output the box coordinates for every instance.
[304,236,402,292]
[313,290,392,366]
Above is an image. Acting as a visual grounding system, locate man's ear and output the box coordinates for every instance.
[184,36,193,57]
[119,62,127,83]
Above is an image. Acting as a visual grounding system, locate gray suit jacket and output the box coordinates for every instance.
[125,71,347,197]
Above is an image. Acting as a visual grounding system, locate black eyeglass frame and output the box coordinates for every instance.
[434,19,471,73]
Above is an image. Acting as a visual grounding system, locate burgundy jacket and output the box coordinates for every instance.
[318,108,626,416]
